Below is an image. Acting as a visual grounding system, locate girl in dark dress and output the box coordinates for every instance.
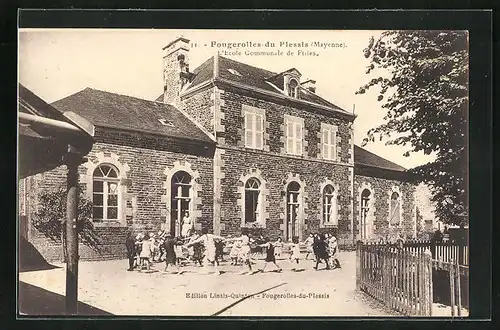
[258,237,282,273]
[162,233,184,274]
[313,233,330,270]
[188,232,204,266]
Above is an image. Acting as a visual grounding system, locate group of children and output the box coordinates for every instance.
[125,228,341,275]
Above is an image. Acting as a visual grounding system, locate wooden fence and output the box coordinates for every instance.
[356,242,433,316]
[403,240,468,266]
[356,241,469,316]
[431,259,469,315]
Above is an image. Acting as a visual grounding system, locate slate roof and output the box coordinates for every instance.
[52,88,213,143]
[156,56,348,112]
[19,84,68,121]
[354,145,407,172]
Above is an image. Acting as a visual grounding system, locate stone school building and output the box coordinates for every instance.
[19,37,418,261]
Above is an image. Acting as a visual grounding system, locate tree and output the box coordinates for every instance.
[32,185,101,261]
[357,31,468,226]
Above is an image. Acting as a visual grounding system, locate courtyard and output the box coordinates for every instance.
[19,251,396,317]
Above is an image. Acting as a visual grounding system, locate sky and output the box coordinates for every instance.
[18,29,436,169]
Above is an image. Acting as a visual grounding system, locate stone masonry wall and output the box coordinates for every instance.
[25,128,214,262]
[353,174,416,241]
[218,88,354,164]
[219,148,353,243]
[181,87,215,135]
[216,87,355,243]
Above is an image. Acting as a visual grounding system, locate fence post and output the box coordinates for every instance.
[383,247,390,306]
[450,258,456,317]
[423,249,433,316]
[356,240,362,291]
[456,259,462,317]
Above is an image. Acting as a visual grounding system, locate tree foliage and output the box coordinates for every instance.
[357,31,468,226]
[32,185,101,261]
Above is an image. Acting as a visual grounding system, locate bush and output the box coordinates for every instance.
[32,185,101,261]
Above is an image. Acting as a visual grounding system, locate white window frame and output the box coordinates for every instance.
[389,191,402,227]
[287,78,299,98]
[243,105,265,150]
[284,114,304,156]
[323,185,338,226]
[321,123,338,161]
[244,177,262,224]
[92,164,121,223]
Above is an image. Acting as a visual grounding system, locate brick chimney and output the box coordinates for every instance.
[301,79,316,93]
[162,36,191,105]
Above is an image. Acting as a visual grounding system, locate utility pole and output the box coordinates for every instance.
[63,147,85,315]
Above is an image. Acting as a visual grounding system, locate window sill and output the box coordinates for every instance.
[320,223,338,228]
[244,146,264,151]
[92,221,128,228]
[241,222,266,229]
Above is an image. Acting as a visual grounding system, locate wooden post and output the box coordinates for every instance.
[417,252,423,316]
[449,259,455,317]
[423,249,432,316]
[64,151,83,315]
[356,240,361,291]
[383,248,389,306]
[456,260,462,317]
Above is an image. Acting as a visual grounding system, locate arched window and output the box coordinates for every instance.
[323,185,337,225]
[286,181,301,241]
[171,171,192,235]
[92,164,120,222]
[288,78,299,98]
[389,192,401,225]
[360,189,371,239]
[244,178,261,223]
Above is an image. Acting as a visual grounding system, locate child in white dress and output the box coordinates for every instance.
[289,237,301,271]
[274,237,283,259]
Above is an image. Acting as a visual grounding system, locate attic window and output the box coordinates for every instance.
[227,69,242,77]
[158,118,174,127]
[287,78,299,98]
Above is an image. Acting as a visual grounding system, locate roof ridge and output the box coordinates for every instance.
[218,55,278,76]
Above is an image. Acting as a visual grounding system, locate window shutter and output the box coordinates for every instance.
[295,122,303,155]
[322,128,329,159]
[255,114,263,149]
[286,120,293,154]
[244,113,253,147]
[330,130,336,160]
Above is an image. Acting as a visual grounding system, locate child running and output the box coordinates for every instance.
[289,236,302,271]
[229,237,241,266]
[329,235,341,269]
[139,233,154,271]
[227,228,253,275]
[174,237,185,266]
[313,233,331,270]
[161,232,184,274]
[304,233,314,260]
[274,237,283,259]
[257,237,282,273]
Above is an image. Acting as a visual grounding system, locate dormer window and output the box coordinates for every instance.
[287,78,299,98]
[228,68,242,77]
[158,118,174,127]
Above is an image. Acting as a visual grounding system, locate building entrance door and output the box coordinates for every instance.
[286,181,301,242]
[171,171,192,237]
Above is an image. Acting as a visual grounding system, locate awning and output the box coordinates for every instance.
[18,84,95,178]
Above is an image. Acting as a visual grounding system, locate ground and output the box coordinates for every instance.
[18,251,467,317]
[19,251,399,316]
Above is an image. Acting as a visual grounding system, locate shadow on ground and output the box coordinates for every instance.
[19,236,60,272]
[18,282,113,316]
